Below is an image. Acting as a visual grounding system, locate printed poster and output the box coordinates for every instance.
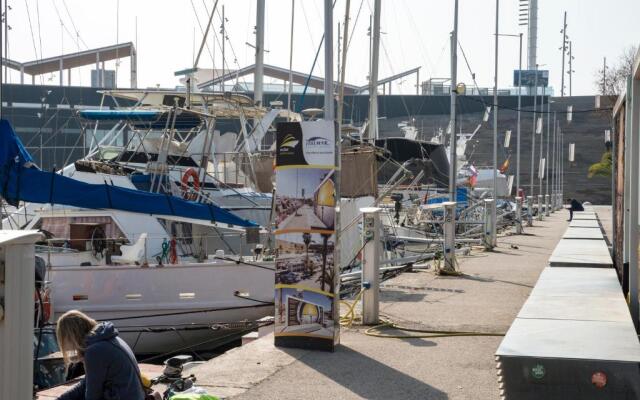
[274,120,338,351]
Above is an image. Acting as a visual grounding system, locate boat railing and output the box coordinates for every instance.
[39,231,265,266]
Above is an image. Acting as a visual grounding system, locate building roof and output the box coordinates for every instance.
[1,42,136,76]
[197,63,421,94]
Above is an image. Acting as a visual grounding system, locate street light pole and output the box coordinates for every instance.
[497,32,523,231]
[551,112,557,209]
[539,94,544,196]
[517,33,522,201]
[530,64,538,197]
[545,98,550,199]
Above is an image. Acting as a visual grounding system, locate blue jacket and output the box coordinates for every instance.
[59,322,145,400]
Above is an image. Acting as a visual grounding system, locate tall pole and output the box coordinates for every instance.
[568,41,573,97]
[560,11,567,97]
[552,113,557,207]
[491,0,499,246]
[442,0,459,272]
[516,33,523,197]
[449,0,459,203]
[545,97,550,197]
[526,0,537,69]
[3,0,7,85]
[560,126,564,198]
[287,0,295,116]
[530,65,538,196]
[221,5,226,91]
[367,0,381,141]
[539,94,544,195]
[255,0,265,107]
[337,0,351,128]
[323,0,334,121]
[603,57,607,94]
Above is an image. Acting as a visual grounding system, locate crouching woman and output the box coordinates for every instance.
[56,310,145,400]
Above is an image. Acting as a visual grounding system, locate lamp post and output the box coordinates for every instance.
[497,32,523,232]
[530,64,538,197]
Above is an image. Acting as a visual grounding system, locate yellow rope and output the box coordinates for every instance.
[339,289,365,328]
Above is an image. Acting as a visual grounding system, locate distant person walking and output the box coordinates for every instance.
[566,198,584,222]
[56,310,145,400]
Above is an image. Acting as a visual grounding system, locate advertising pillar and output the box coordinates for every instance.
[274,120,339,351]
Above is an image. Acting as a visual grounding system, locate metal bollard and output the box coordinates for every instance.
[515,196,523,234]
[537,195,544,221]
[545,194,550,217]
[526,196,534,227]
[360,207,381,325]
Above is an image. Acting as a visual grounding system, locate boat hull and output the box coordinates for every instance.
[48,261,274,355]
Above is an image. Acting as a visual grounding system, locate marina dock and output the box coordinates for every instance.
[183,210,581,399]
[2,1,640,399]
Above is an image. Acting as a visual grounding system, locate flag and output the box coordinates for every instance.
[499,156,511,174]
[468,165,479,188]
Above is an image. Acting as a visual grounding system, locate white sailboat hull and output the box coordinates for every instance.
[48,261,274,355]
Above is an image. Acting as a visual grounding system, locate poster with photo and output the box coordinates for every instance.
[274,120,338,351]
[275,168,335,234]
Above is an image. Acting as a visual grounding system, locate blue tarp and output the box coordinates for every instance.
[427,187,469,208]
[0,119,257,228]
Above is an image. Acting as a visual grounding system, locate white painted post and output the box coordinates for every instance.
[537,194,543,221]
[515,196,523,234]
[360,207,381,325]
[442,201,457,271]
[483,199,495,250]
[0,231,43,400]
[526,195,534,226]
[545,194,550,217]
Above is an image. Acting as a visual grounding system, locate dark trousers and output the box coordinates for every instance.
[569,209,574,221]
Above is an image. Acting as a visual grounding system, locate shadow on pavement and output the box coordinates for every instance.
[289,345,449,400]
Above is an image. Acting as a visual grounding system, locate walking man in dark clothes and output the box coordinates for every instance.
[566,198,584,222]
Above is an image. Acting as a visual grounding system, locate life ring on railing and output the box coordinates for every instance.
[181,168,201,200]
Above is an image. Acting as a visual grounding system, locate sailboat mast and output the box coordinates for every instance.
[337,0,351,128]
[449,0,459,202]
[367,0,381,141]
[255,0,265,107]
[287,0,295,118]
[323,0,334,121]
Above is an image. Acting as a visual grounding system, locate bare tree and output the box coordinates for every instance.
[594,45,638,95]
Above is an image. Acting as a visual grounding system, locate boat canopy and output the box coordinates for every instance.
[78,109,162,121]
[0,119,257,228]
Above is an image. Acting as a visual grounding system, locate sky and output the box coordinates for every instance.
[3,0,640,96]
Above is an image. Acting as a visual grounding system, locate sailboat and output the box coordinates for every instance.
[0,117,275,355]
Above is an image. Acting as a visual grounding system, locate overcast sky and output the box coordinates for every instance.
[3,0,640,96]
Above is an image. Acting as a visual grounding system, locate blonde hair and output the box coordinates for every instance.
[56,310,98,365]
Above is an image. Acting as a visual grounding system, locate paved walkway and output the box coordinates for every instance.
[190,211,570,399]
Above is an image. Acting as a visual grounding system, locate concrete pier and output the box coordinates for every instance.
[185,209,587,399]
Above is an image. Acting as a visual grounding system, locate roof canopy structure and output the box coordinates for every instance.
[1,42,137,87]
[198,63,421,95]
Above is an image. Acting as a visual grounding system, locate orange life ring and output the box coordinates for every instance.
[181,168,201,200]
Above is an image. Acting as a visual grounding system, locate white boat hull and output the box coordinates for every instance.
[48,261,274,355]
